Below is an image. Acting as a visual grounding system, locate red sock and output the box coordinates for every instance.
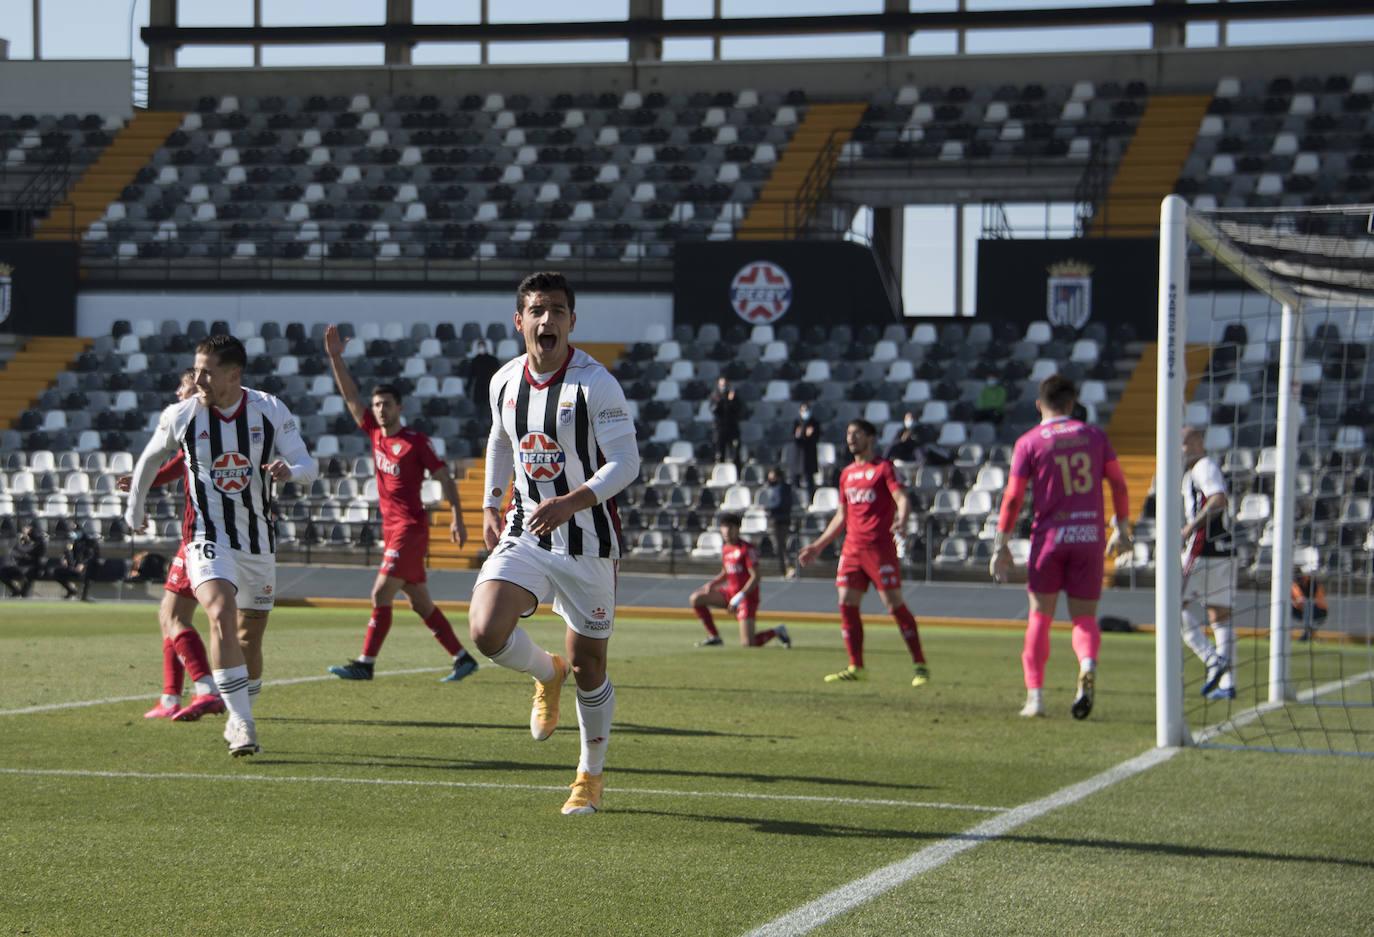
[893,605,925,664]
[752,628,776,646]
[171,629,211,683]
[839,605,864,668]
[361,606,394,658]
[423,607,464,657]
[695,605,719,637]
[161,638,184,696]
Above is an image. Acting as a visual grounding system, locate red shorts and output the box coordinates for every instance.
[714,585,759,622]
[380,524,429,584]
[836,540,902,592]
[164,542,196,599]
[1026,534,1103,600]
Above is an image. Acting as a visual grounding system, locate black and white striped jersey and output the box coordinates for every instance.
[1183,455,1233,559]
[125,388,317,555]
[485,347,637,558]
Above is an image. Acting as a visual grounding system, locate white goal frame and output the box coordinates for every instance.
[1156,194,1303,747]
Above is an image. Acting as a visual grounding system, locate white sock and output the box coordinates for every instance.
[576,678,615,776]
[1180,608,1215,665]
[489,626,555,683]
[358,655,377,664]
[248,678,262,700]
[161,693,180,708]
[1026,687,1044,706]
[213,665,253,725]
[1212,623,1236,689]
[1080,657,1096,674]
[192,676,216,696]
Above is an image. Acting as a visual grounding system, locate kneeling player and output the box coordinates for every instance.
[689,513,790,648]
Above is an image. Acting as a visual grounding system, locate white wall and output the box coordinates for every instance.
[76,289,673,343]
[0,60,134,118]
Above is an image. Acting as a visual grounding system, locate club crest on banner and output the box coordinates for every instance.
[1046,259,1094,330]
[729,260,792,324]
[519,431,566,482]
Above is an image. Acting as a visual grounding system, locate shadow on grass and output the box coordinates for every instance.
[263,715,782,739]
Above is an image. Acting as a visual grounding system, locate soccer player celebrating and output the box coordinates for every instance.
[119,369,222,722]
[689,512,791,649]
[468,271,639,816]
[321,325,477,683]
[1180,425,1235,699]
[989,374,1132,720]
[797,418,929,686]
[125,334,317,756]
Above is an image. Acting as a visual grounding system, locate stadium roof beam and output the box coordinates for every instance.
[141,1,1373,53]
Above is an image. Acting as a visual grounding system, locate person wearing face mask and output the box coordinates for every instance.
[974,377,1007,424]
[885,412,923,464]
[788,403,821,507]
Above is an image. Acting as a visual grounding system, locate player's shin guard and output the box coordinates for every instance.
[1023,611,1052,690]
[213,665,253,724]
[489,626,556,683]
[361,606,394,659]
[694,605,719,637]
[576,677,615,776]
[423,607,464,656]
[839,604,865,668]
[161,638,185,697]
[1180,607,1215,664]
[893,605,925,664]
[1070,615,1100,670]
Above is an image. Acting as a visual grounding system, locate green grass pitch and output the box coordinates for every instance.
[2,603,1371,936]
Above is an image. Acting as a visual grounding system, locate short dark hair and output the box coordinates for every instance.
[371,383,402,405]
[718,512,742,529]
[517,271,575,313]
[848,418,878,438]
[180,367,196,383]
[194,334,247,371]
[1038,374,1078,414]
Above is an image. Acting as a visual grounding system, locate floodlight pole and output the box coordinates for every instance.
[1156,195,1187,748]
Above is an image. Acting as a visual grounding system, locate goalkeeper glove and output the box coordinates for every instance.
[1105,518,1133,558]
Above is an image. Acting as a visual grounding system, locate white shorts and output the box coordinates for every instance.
[185,540,277,610]
[1182,555,1235,609]
[475,535,616,639]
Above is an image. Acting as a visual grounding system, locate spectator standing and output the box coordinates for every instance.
[788,403,821,506]
[0,520,45,597]
[468,339,501,410]
[709,377,743,468]
[759,467,795,577]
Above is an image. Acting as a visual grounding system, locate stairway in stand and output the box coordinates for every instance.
[0,336,93,427]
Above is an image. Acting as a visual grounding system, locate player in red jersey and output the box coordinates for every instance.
[322,325,476,683]
[989,374,1132,720]
[689,513,791,648]
[798,418,929,686]
[118,369,222,722]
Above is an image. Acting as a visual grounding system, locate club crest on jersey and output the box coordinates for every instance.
[864,468,875,480]
[210,451,253,494]
[391,441,403,455]
[519,431,565,482]
[558,401,575,425]
[250,425,263,443]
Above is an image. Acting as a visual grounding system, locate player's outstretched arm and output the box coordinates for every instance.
[323,324,368,426]
[123,408,182,533]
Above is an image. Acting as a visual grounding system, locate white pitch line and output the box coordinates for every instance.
[1192,667,1374,746]
[0,767,1005,814]
[0,667,447,716]
[739,746,1179,937]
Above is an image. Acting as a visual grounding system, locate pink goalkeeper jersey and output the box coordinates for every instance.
[1010,416,1118,545]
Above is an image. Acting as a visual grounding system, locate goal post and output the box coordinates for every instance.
[1155,195,1374,754]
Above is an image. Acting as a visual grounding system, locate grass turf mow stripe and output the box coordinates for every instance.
[739,746,1179,937]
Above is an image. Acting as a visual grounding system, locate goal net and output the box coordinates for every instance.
[1157,197,1374,756]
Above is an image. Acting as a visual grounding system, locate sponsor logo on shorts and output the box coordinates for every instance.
[582,618,611,632]
[591,607,607,619]
[519,431,565,482]
[210,451,253,494]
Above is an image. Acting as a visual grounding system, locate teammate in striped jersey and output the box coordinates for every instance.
[118,369,221,722]
[125,334,318,756]
[321,325,477,684]
[468,271,639,816]
[1180,425,1235,699]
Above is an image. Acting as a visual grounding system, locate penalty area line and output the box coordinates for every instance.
[739,746,1179,937]
[0,767,1005,814]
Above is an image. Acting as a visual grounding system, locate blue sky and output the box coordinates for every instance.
[3,1,1371,314]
